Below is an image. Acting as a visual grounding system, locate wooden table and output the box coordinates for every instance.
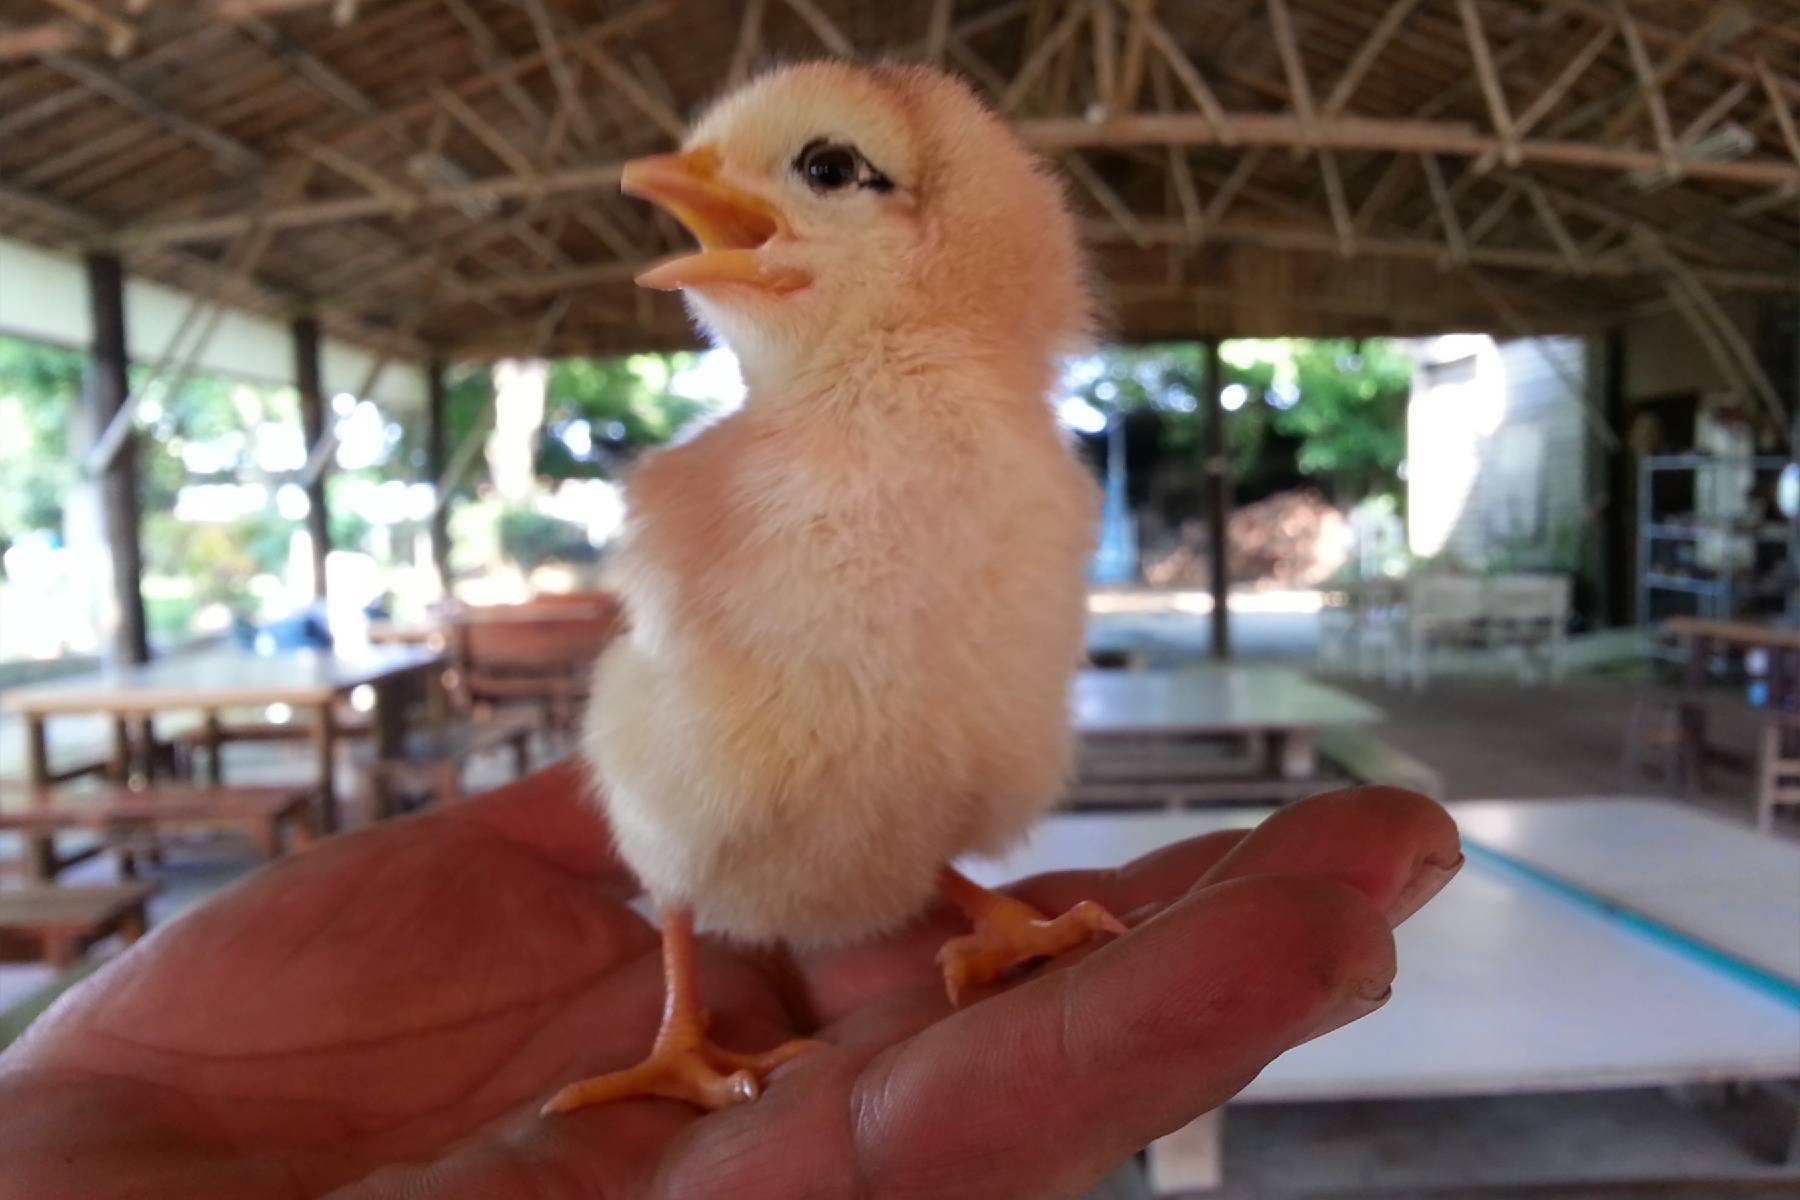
[1,647,445,854]
[1664,615,1800,706]
[1072,666,1382,781]
[0,882,158,969]
[1661,616,1800,790]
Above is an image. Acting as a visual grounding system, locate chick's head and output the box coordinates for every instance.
[622,62,1090,389]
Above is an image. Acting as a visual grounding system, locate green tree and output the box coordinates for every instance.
[1230,339,1411,498]
[0,336,81,560]
[1072,339,1412,503]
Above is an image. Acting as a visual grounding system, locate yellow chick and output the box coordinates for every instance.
[544,61,1120,1115]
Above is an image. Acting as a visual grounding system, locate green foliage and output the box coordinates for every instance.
[142,510,287,612]
[539,354,716,480]
[1070,339,1413,501]
[497,507,595,570]
[1230,340,1411,496]
[0,337,81,554]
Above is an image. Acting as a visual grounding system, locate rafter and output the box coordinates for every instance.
[1611,0,1678,172]
[727,0,766,86]
[1321,0,1423,120]
[1264,0,1316,137]
[1132,3,1229,141]
[784,0,855,56]
[43,52,262,170]
[1,0,349,61]
[1080,215,1793,293]
[42,0,137,56]
[1002,1,1089,112]
[926,0,955,64]
[1062,153,1151,246]
[1318,151,1355,256]
[1018,112,1800,188]
[1456,0,1517,164]
[1758,56,1800,170]
[1419,154,1467,263]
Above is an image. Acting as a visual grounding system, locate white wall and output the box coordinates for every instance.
[0,235,427,409]
[1408,334,1589,568]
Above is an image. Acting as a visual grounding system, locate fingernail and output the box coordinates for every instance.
[1386,851,1463,926]
[1298,977,1393,1045]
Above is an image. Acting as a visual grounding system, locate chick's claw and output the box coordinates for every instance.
[935,890,1127,1006]
[541,1034,820,1115]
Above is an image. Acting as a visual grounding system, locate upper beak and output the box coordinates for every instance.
[620,148,809,294]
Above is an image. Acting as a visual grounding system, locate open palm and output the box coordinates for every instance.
[0,762,1458,1200]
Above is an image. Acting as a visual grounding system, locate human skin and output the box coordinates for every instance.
[0,764,1459,1199]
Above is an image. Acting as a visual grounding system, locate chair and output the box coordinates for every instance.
[1484,574,1572,682]
[452,606,623,742]
[1403,575,1486,691]
[1756,710,1800,832]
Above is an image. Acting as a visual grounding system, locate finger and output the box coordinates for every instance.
[444,759,636,886]
[1009,827,1250,916]
[1197,786,1462,925]
[796,828,1249,1024]
[663,875,1396,1200]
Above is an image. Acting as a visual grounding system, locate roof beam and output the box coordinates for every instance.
[1018,112,1800,188]
[127,160,629,246]
[1081,215,1795,292]
[1456,0,1517,164]
[1320,0,1423,119]
[42,52,263,170]
[1611,0,1678,173]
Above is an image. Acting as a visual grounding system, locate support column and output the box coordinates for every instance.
[1598,327,1633,628]
[1203,338,1232,659]
[424,357,451,594]
[293,315,330,601]
[84,252,149,666]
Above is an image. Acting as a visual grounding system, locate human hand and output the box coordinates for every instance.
[0,763,1458,1199]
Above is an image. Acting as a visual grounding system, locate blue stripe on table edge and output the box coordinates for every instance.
[1461,840,1800,1011]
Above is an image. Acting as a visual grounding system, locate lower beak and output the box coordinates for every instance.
[620,150,809,294]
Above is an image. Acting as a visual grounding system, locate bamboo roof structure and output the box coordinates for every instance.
[1,0,1796,361]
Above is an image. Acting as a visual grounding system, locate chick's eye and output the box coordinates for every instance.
[798,142,860,191]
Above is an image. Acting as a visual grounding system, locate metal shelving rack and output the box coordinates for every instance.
[1636,454,1793,628]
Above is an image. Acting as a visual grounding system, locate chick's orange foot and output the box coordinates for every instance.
[541,906,819,1115]
[541,1026,817,1114]
[935,866,1126,1005]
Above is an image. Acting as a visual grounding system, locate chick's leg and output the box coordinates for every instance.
[541,907,817,1114]
[935,865,1126,1005]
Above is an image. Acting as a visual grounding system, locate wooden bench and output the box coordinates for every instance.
[0,882,157,968]
[0,784,315,878]
[358,711,536,815]
[172,713,373,779]
[1317,728,1445,799]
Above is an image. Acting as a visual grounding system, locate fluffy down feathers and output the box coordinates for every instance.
[584,62,1097,948]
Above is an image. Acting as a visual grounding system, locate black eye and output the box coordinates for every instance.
[794,140,894,194]
[798,141,859,191]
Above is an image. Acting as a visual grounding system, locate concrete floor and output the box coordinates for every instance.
[4,615,1797,1195]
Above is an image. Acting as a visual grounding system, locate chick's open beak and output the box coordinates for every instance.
[621,148,809,294]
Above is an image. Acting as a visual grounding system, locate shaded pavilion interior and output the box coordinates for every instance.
[1,7,1799,1190]
[0,0,1797,662]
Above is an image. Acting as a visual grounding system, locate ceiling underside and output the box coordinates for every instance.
[0,0,1796,361]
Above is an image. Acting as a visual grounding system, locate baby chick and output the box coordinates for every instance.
[544,61,1120,1115]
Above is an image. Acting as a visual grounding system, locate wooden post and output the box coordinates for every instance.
[1204,338,1232,659]
[425,356,451,593]
[84,252,149,666]
[293,314,330,600]
[1599,326,1633,628]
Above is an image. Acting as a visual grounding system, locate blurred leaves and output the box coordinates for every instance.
[1067,338,1413,501]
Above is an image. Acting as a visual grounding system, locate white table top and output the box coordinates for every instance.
[1071,666,1382,736]
[1452,798,1800,989]
[0,646,444,716]
[963,809,1800,1101]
